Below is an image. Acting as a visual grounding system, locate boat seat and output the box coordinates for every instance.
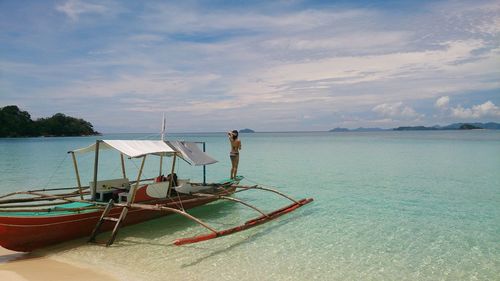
[176,179,207,194]
[117,179,190,202]
[90,178,130,201]
[118,192,129,203]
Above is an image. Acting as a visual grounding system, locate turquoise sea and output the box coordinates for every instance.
[0,131,499,280]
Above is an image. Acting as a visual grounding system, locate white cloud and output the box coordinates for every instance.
[435,96,450,109]
[372,102,422,119]
[451,101,500,118]
[3,0,499,132]
[261,31,409,51]
[56,0,108,21]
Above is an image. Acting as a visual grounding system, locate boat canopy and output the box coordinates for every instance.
[71,140,176,158]
[167,141,218,166]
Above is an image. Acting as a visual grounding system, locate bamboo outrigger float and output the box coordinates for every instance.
[0,139,313,252]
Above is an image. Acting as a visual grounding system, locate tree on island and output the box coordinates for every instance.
[37,113,98,136]
[0,105,37,137]
[0,105,99,137]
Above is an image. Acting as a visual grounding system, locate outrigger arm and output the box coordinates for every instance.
[172,197,313,246]
[125,203,218,233]
[193,193,270,218]
[158,184,313,246]
[233,185,302,205]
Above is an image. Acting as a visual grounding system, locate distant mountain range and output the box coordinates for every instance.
[329,122,500,132]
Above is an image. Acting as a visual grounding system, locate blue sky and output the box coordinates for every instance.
[0,0,499,132]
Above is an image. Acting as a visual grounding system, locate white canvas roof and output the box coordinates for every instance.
[71,140,176,158]
[167,141,218,166]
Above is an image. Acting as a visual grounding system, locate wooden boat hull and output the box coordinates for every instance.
[0,186,236,252]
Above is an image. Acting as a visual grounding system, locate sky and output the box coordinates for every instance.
[0,0,499,133]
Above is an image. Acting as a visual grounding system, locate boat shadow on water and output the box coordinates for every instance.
[27,200,242,256]
[111,200,242,246]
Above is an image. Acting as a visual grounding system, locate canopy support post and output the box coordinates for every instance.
[160,114,166,177]
[129,155,147,205]
[92,140,100,201]
[203,142,206,185]
[70,152,84,200]
[120,153,127,179]
[167,153,177,197]
[159,156,163,177]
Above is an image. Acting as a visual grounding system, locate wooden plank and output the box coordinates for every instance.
[107,207,128,246]
[0,192,90,205]
[88,199,114,243]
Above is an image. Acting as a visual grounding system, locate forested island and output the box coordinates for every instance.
[392,123,497,130]
[0,105,99,137]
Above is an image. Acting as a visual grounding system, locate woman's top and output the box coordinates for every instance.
[229,136,241,156]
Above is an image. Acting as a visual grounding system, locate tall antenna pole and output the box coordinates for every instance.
[161,113,166,141]
[159,113,166,177]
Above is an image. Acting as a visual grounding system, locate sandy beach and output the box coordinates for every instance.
[0,247,118,281]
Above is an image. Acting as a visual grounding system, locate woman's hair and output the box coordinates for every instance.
[231,130,239,140]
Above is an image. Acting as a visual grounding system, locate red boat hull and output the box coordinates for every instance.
[0,188,235,252]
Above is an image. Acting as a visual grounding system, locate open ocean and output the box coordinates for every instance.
[0,131,499,280]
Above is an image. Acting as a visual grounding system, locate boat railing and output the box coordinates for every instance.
[0,177,156,207]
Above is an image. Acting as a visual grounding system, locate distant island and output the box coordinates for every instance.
[393,122,499,131]
[0,105,99,137]
[330,127,385,132]
[239,128,255,133]
[330,122,500,132]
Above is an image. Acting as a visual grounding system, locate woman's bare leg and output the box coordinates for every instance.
[230,156,237,179]
[233,155,239,178]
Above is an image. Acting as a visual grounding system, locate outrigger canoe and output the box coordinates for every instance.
[0,139,313,252]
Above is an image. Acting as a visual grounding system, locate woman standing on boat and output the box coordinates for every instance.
[228,130,241,179]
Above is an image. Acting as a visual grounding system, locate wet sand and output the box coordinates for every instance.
[0,247,118,281]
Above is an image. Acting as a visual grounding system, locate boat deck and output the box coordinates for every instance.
[2,202,97,217]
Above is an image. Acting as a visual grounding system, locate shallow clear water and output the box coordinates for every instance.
[0,131,499,280]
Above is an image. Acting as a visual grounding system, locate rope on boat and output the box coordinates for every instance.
[174,161,186,211]
[42,153,69,190]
